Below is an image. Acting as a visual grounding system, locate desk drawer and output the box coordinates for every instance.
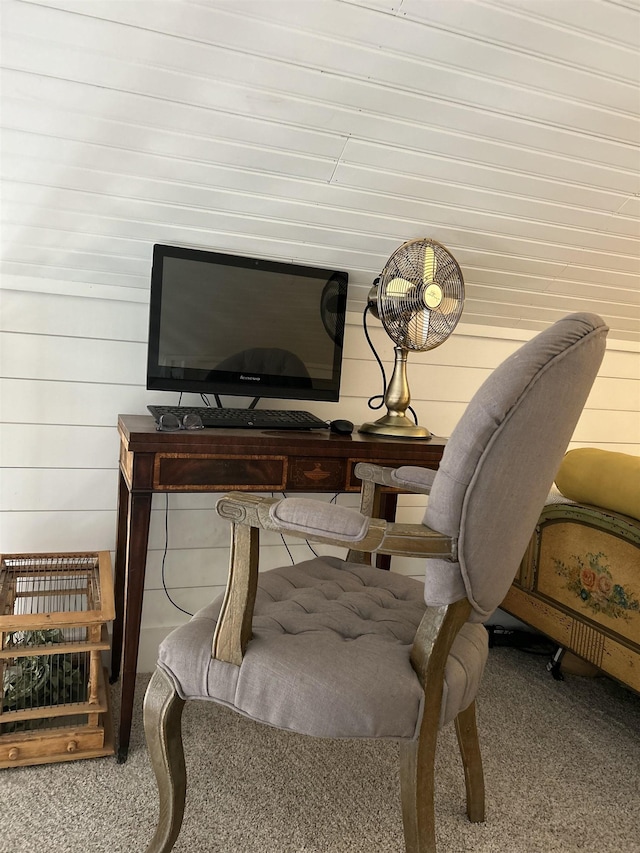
[153,454,287,491]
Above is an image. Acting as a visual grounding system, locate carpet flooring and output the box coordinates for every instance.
[2,647,639,853]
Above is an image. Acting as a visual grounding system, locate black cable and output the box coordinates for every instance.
[161,494,194,617]
[280,535,295,564]
[363,305,387,413]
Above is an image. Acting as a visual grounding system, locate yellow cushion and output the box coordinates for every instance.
[555,448,640,521]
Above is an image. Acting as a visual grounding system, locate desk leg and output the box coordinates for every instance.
[110,470,130,683]
[116,489,153,763]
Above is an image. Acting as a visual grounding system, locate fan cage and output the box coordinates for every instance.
[378,239,464,352]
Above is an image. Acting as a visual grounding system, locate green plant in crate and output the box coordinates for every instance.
[2,629,88,733]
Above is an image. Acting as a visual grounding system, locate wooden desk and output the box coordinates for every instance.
[112,414,445,761]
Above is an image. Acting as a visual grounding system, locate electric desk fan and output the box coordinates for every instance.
[359,238,464,439]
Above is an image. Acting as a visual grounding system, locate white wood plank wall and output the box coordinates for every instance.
[1,0,639,668]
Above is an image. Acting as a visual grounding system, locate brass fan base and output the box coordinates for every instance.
[358,413,431,440]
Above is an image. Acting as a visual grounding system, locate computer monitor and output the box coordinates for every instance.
[146,244,349,404]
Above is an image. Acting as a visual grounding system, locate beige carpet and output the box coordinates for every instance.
[2,648,639,853]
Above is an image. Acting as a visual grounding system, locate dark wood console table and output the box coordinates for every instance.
[112,414,445,761]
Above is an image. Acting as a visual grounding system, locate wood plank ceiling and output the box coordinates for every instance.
[2,0,639,340]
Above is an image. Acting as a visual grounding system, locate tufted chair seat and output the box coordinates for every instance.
[159,557,488,738]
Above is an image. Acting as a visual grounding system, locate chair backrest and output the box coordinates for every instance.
[422,313,608,622]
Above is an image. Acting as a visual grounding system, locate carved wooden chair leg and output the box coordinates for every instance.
[399,723,438,853]
[144,667,187,853]
[454,701,485,823]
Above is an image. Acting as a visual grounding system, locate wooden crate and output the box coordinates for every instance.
[0,552,115,767]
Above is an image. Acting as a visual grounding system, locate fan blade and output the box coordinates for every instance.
[435,297,463,335]
[439,295,460,318]
[386,277,414,297]
[409,309,430,348]
[423,246,435,283]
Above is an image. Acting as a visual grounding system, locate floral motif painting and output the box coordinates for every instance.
[553,551,640,621]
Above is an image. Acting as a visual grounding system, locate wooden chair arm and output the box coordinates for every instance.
[350,463,437,561]
[354,462,438,495]
[353,462,402,488]
[215,493,454,558]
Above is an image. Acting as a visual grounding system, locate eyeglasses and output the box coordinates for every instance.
[156,413,204,432]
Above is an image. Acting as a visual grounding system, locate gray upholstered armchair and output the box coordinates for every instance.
[143,313,607,853]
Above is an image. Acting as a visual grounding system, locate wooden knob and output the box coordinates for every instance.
[66,740,78,753]
[8,748,19,761]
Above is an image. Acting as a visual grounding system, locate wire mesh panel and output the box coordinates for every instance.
[0,552,115,767]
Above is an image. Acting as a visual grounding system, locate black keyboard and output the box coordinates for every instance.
[148,405,329,431]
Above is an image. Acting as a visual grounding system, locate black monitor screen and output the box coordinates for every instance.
[147,244,348,403]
